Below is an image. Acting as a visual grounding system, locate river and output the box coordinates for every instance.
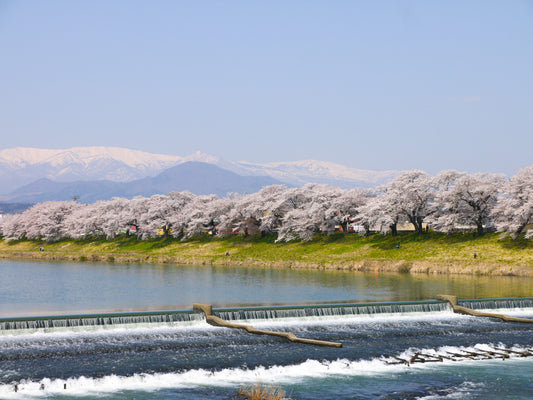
[0,260,532,399]
[1,260,532,316]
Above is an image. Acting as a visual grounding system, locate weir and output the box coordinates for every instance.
[213,300,449,321]
[458,297,533,311]
[0,310,203,331]
[2,297,532,332]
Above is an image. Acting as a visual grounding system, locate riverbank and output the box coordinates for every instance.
[1,232,532,276]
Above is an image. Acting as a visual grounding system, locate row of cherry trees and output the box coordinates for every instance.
[1,167,532,242]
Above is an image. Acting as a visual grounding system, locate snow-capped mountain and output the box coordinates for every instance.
[0,146,398,196]
[175,151,398,188]
[0,146,182,180]
[236,159,398,187]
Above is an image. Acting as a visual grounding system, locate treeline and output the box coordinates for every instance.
[0,167,532,242]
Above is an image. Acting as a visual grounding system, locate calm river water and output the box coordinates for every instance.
[0,260,532,399]
[0,260,532,316]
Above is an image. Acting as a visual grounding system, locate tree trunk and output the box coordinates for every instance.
[476,220,484,236]
[514,219,530,236]
[341,220,349,234]
[174,227,184,239]
[408,215,424,234]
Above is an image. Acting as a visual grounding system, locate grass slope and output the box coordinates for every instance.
[1,233,532,276]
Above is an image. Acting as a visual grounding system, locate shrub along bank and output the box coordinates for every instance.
[0,232,532,277]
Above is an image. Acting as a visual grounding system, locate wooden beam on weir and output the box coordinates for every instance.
[436,295,533,324]
[192,303,343,348]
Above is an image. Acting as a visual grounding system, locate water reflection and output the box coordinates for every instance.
[0,260,531,317]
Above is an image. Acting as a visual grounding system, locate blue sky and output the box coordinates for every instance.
[1,0,532,175]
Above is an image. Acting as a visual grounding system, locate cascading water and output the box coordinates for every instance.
[1,298,533,399]
[0,310,204,331]
[459,297,533,311]
[3,298,533,333]
[214,300,451,322]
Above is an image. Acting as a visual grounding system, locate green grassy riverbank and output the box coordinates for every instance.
[1,232,533,276]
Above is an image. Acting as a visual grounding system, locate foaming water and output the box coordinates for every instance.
[1,345,532,399]
[0,321,532,398]
[1,301,533,399]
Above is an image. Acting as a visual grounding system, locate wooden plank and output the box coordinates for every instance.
[493,347,532,357]
[193,303,343,348]
[392,356,410,365]
[445,351,476,359]
[462,350,492,359]
[418,352,444,362]
[475,348,509,359]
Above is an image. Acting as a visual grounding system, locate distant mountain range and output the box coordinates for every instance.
[0,147,398,203]
[5,162,282,203]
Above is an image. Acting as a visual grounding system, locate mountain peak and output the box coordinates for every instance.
[183,151,222,164]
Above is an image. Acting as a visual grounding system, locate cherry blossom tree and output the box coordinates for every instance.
[323,187,369,233]
[430,170,466,233]
[356,189,403,235]
[183,194,230,238]
[492,166,533,237]
[135,192,196,239]
[377,170,434,234]
[256,185,293,236]
[276,205,320,242]
[0,213,23,240]
[432,172,504,235]
[276,184,340,241]
[64,201,105,239]
[97,197,136,239]
[1,201,81,241]
[215,192,263,237]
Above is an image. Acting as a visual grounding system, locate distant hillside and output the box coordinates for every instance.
[2,162,283,203]
[119,162,282,198]
[0,202,33,214]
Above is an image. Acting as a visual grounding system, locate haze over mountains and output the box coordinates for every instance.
[0,147,398,203]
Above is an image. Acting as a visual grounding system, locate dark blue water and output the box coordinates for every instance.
[1,307,533,399]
